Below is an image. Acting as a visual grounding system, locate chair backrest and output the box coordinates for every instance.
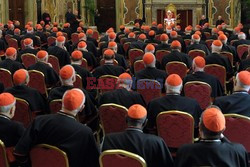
[98,75,118,94]
[49,99,62,114]
[157,111,194,148]
[237,44,249,60]
[30,144,69,167]
[188,49,206,59]
[92,30,99,41]
[5,35,12,44]
[99,103,128,135]
[137,79,161,105]
[0,140,9,167]
[47,36,56,46]
[204,32,211,39]
[100,149,146,167]
[165,61,188,79]
[204,64,226,89]
[0,68,13,89]
[155,34,161,41]
[184,81,212,110]
[20,40,25,50]
[8,38,19,50]
[123,42,131,54]
[71,33,79,45]
[120,38,127,45]
[128,49,144,64]
[155,50,171,63]
[21,53,37,68]
[134,60,145,73]
[63,33,68,41]
[100,59,118,66]
[184,39,191,47]
[220,51,234,67]
[28,70,48,97]
[224,114,250,153]
[12,97,31,128]
[73,74,83,89]
[80,58,88,69]
[98,41,106,49]
[205,39,213,50]
[48,55,60,74]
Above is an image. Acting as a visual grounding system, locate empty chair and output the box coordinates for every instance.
[99,103,128,135]
[48,55,60,74]
[49,99,62,114]
[128,49,144,64]
[155,50,171,64]
[204,64,226,90]
[100,149,146,167]
[237,44,249,60]
[134,60,145,73]
[30,144,69,167]
[28,70,48,97]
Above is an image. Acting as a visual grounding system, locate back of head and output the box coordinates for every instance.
[192,56,205,72]
[103,49,115,61]
[59,65,75,85]
[108,32,116,41]
[37,50,49,62]
[78,32,86,41]
[145,44,155,53]
[62,88,85,115]
[160,33,169,43]
[0,93,16,114]
[71,50,83,63]
[143,52,156,68]
[235,71,250,92]
[200,106,225,139]
[238,32,246,40]
[192,34,201,43]
[127,104,147,127]
[117,73,132,90]
[24,38,33,48]
[77,41,87,51]
[5,47,17,60]
[13,69,29,86]
[56,36,66,47]
[211,40,222,53]
[165,74,183,94]
[170,40,181,51]
[218,34,228,44]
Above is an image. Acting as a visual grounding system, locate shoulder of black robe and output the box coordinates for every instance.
[93,65,125,79]
[81,50,97,68]
[5,85,49,114]
[102,130,174,167]
[47,46,70,67]
[175,140,248,167]
[17,48,38,62]
[239,59,250,71]
[0,59,24,75]
[0,39,7,51]
[115,53,128,69]
[0,82,4,93]
[86,41,98,58]
[14,113,100,167]
[0,117,25,147]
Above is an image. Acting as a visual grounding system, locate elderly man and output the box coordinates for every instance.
[0,47,24,74]
[14,88,100,167]
[183,56,224,98]
[28,50,59,87]
[5,69,48,114]
[17,38,38,62]
[147,74,202,131]
[175,106,248,167]
[214,71,250,116]
[98,73,146,108]
[102,104,174,167]
[186,34,210,56]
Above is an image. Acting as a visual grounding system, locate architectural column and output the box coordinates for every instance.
[0,0,9,23]
[80,0,86,24]
[145,0,152,25]
[25,0,37,24]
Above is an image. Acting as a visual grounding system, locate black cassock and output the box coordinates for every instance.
[98,88,146,108]
[147,94,202,129]
[14,112,100,167]
[102,128,174,167]
[0,59,24,75]
[175,138,248,167]
[17,48,38,63]
[183,71,224,98]
[0,115,25,147]
[214,91,250,117]
[28,62,59,87]
[5,85,49,114]
[92,64,125,79]
[47,46,70,68]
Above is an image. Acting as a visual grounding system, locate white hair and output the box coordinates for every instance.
[37,54,48,63]
[211,44,222,53]
[0,101,16,113]
[165,83,183,94]
[238,33,246,40]
[235,73,250,91]
[59,69,76,86]
[192,59,204,72]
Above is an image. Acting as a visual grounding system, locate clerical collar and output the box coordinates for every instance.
[0,114,11,120]
[126,127,143,133]
[166,93,180,96]
[233,91,249,95]
[200,139,221,143]
[57,111,76,120]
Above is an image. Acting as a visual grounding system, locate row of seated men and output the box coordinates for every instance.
[0,20,249,166]
[0,71,249,167]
